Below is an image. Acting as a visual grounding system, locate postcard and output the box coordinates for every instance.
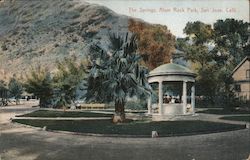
[0,0,249,160]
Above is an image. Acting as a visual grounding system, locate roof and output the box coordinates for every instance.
[232,56,250,75]
[149,63,196,77]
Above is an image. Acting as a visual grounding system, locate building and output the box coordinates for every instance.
[232,56,250,101]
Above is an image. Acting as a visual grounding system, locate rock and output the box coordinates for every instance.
[151,131,159,138]
[112,113,125,123]
[246,123,250,129]
[70,105,76,110]
[42,126,47,131]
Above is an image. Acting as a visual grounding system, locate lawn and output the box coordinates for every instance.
[12,119,245,137]
[220,116,250,122]
[197,108,250,115]
[16,110,112,118]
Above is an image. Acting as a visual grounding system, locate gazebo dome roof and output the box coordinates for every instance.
[149,63,196,77]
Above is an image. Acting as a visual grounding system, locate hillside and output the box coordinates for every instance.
[0,0,176,81]
[0,0,130,80]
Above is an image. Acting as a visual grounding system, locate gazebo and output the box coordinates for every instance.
[147,62,196,120]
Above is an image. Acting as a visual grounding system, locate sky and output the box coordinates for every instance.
[85,0,249,37]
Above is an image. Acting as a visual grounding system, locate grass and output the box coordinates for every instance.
[197,108,250,115]
[16,110,112,118]
[12,119,245,137]
[220,116,250,122]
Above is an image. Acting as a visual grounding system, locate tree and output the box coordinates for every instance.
[0,80,8,106]
[53,56,86,108]
[8,77,23,105]
[176,21,216,100]
[129,19,175,69]
[86,33,150,123]
[184,21,214,45]
[24,66,53,107]
[213,19,249,65]
[177,19,250,107]
[181,21,214,66]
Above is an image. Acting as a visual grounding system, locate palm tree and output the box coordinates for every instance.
[86,33,150,123]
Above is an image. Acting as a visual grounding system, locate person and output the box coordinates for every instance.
[167,95,172,103]
[175,95,181,103]
[163,94,168,103]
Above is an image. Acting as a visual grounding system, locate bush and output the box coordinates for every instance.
[70,21,80,26]
[125,100,147,110]
[1,43,7,51]
[233,99,250,111]
[65,27,75,33]
[84,28,98,38]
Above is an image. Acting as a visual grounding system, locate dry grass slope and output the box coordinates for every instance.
[0,0,129,80]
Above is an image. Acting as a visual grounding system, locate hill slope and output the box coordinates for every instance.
[0,0,130,80]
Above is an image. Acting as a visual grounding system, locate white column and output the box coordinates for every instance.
[182,81,187,114]
[158,81,163,115]
[147,93,152,114]
[191,84,195,114]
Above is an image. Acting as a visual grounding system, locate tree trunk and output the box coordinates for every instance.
[15,98,20,105]
[39,97,46,108]
[112,101,126,123]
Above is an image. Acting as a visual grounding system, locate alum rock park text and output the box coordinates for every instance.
[129,7,237,14]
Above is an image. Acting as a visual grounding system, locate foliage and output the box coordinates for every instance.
[23,57,86,108]
[213,19,250,65]
[85,32,151,122]
[177,19,250,107]
[179,19,249,66]
[8,77,23,105]
[24,66,54,107]
[129,19,175,70]
[53,56,86,108]
[177,21,218,102]
[179,21,214,66]
[0,80,8,106]
[125,100,147,110]
[184,21,214,45]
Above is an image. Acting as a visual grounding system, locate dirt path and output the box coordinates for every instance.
[0,101,39,124]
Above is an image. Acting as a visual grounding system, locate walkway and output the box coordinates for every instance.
[1,104,250,160]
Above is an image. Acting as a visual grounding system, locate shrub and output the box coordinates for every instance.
[1,43,7,51]
[70,21,80,26]
[84,28,98,38]
[125,100,147,110]
[24,66,54,108]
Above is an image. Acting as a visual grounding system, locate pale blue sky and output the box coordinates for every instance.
[85,0,249,37]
